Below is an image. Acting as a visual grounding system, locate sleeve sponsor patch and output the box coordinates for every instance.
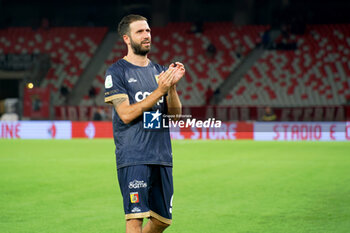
[105,75,113,88]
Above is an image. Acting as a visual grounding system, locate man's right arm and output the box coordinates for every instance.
[112,88,164,124]
[112,67,177,124]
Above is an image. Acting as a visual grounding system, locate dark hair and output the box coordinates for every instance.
[118,14,147,37]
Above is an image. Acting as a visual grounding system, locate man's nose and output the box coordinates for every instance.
[143,32,150,39]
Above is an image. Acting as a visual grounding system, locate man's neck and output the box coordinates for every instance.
[124,52,149,67]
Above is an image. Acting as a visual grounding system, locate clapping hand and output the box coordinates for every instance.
[169,62,185,86]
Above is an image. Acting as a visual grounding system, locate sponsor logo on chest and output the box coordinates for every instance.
[135,91,164,105]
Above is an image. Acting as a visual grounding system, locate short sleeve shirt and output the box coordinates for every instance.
[104,59,172,169]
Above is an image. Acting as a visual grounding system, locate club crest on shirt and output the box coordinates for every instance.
[130,192,139,203]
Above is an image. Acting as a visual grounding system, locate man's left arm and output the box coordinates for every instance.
[167,85,182,120]
[166,62,185,121]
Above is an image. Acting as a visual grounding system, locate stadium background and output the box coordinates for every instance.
[1,0,350,232]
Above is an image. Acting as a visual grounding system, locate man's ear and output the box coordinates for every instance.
[123,34,130,45]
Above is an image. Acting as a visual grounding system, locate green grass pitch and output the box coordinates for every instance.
[1,139,350,233]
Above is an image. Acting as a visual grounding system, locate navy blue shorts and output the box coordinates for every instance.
[117,165,173,225]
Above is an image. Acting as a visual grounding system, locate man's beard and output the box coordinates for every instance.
[130,37,151,56]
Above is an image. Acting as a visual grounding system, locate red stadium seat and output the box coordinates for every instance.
[221,24,350,107]
[0,27,108,105]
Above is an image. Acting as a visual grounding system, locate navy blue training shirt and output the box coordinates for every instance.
[104,58,172,169]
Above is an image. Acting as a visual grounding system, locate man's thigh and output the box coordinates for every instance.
[117,165,173,225]
[148,165,173,225]
[118,165,151,220]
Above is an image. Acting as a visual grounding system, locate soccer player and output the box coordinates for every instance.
[104,14,185,233]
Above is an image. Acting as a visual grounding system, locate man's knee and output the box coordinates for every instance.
[150,217,171,229]
[127,218,143,225]
[126,218,143,233]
